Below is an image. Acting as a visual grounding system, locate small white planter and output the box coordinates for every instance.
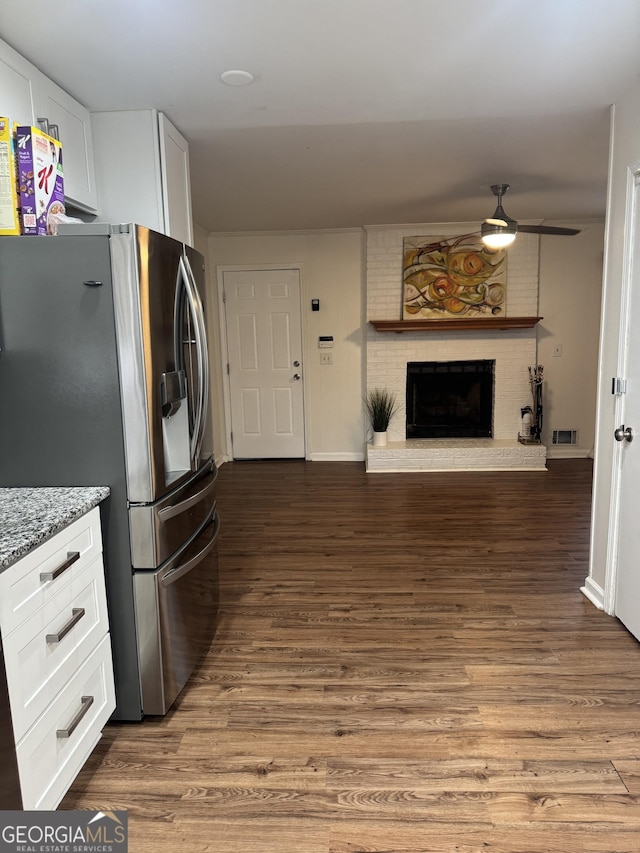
[372,430,388,447]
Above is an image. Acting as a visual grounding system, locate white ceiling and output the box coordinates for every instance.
[1,0,639,233]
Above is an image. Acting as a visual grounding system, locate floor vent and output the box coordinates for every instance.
[552,429,578,445]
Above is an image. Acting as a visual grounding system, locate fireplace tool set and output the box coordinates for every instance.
[519,364,543,444]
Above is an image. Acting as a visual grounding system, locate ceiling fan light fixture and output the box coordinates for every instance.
[481,183,517,248]
[481,221,517,249]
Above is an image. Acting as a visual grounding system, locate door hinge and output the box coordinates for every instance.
[226,363,230,375]
[222,290,227,303]
[612,377,627,395]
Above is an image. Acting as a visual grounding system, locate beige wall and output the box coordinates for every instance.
[538,223,604,457]
[206,229,365,461]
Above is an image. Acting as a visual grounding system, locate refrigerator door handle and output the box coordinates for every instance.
[185,252,209,463]
[179,254,209,464]
[160,512,220,588]
[157,473,217,522]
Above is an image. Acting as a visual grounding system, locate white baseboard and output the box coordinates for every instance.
[580,576,605,610]
[218,453,364,464]
[307,452,365,462]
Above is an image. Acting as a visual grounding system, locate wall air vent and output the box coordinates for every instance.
[552,429,578,445]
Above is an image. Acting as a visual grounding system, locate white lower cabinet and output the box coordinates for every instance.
[0,506,116,809]
[17,635,115,810]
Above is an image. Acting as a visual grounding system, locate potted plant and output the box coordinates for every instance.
[365,388,398,447]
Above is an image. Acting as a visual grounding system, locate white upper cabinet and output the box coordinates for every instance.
[91,109,164,234]
[0,40,38,126]
[36,75,98,213]
[159,112,193,247]
[91,109,194,246]
[0,37,98,213]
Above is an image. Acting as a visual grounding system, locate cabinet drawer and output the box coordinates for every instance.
[17,634,115,810]
[4,554,109,741]
[0,507,102,635]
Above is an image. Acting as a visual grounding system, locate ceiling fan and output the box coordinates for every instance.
[481,184,580,249]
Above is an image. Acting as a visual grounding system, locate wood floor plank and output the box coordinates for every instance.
[326,758,627,793]
[61,459,640,851]
[328,823,640,853]
[140,820,330,853]
[479,703,640,733]
[486,790,640,826]
[612,760,640,795]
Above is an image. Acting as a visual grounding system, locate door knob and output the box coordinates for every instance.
[292,373,301,380]
[614,425,634,442]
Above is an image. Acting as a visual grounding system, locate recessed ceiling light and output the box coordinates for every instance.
[220,70,255,86]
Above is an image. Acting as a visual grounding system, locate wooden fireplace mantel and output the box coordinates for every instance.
[369,316,542,333]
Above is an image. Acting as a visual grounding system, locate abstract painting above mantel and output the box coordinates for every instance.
[403,234,507,320]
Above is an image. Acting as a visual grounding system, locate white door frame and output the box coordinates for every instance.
[216,263,309,461]
[600,159,640,615]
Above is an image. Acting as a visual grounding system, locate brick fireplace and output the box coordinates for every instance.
[365,222,547,472]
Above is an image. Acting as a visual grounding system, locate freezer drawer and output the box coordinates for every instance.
[134,511,220,715]
[129,459,217,568]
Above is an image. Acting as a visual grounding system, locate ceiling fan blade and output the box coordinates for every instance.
[517,224,580,236]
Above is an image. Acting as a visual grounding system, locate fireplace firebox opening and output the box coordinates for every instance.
[406,360,495,439]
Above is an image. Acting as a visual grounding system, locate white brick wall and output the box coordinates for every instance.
[365,223,540,442]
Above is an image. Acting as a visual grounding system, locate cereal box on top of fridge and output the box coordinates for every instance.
[16,125,65,235]
[0,117,21,236]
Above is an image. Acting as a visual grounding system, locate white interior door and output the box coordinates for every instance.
[614,170,640,639]
[223,268,305,459]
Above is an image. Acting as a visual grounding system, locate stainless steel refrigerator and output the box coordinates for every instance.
[0,223,220,720]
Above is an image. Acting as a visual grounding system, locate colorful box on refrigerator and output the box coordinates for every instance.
[16,125,65,235]
[0,117,21,236]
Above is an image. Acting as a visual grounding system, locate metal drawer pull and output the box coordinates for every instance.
[56,695,94,739]
[46,608,85,644]
[40,550,80,583]
[161,512,220,587]
[157,474,216,522]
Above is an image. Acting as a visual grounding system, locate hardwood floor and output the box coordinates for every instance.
[62,459,640,852]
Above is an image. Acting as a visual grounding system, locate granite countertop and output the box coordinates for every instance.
[0,487,110,571]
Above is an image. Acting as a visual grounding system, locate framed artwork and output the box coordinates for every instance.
[402,234,507,320]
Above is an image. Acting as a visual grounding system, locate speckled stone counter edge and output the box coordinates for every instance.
[0,487,110,571]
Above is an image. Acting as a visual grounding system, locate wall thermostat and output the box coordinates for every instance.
[318,335,334,349]
[311,299,320,311]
